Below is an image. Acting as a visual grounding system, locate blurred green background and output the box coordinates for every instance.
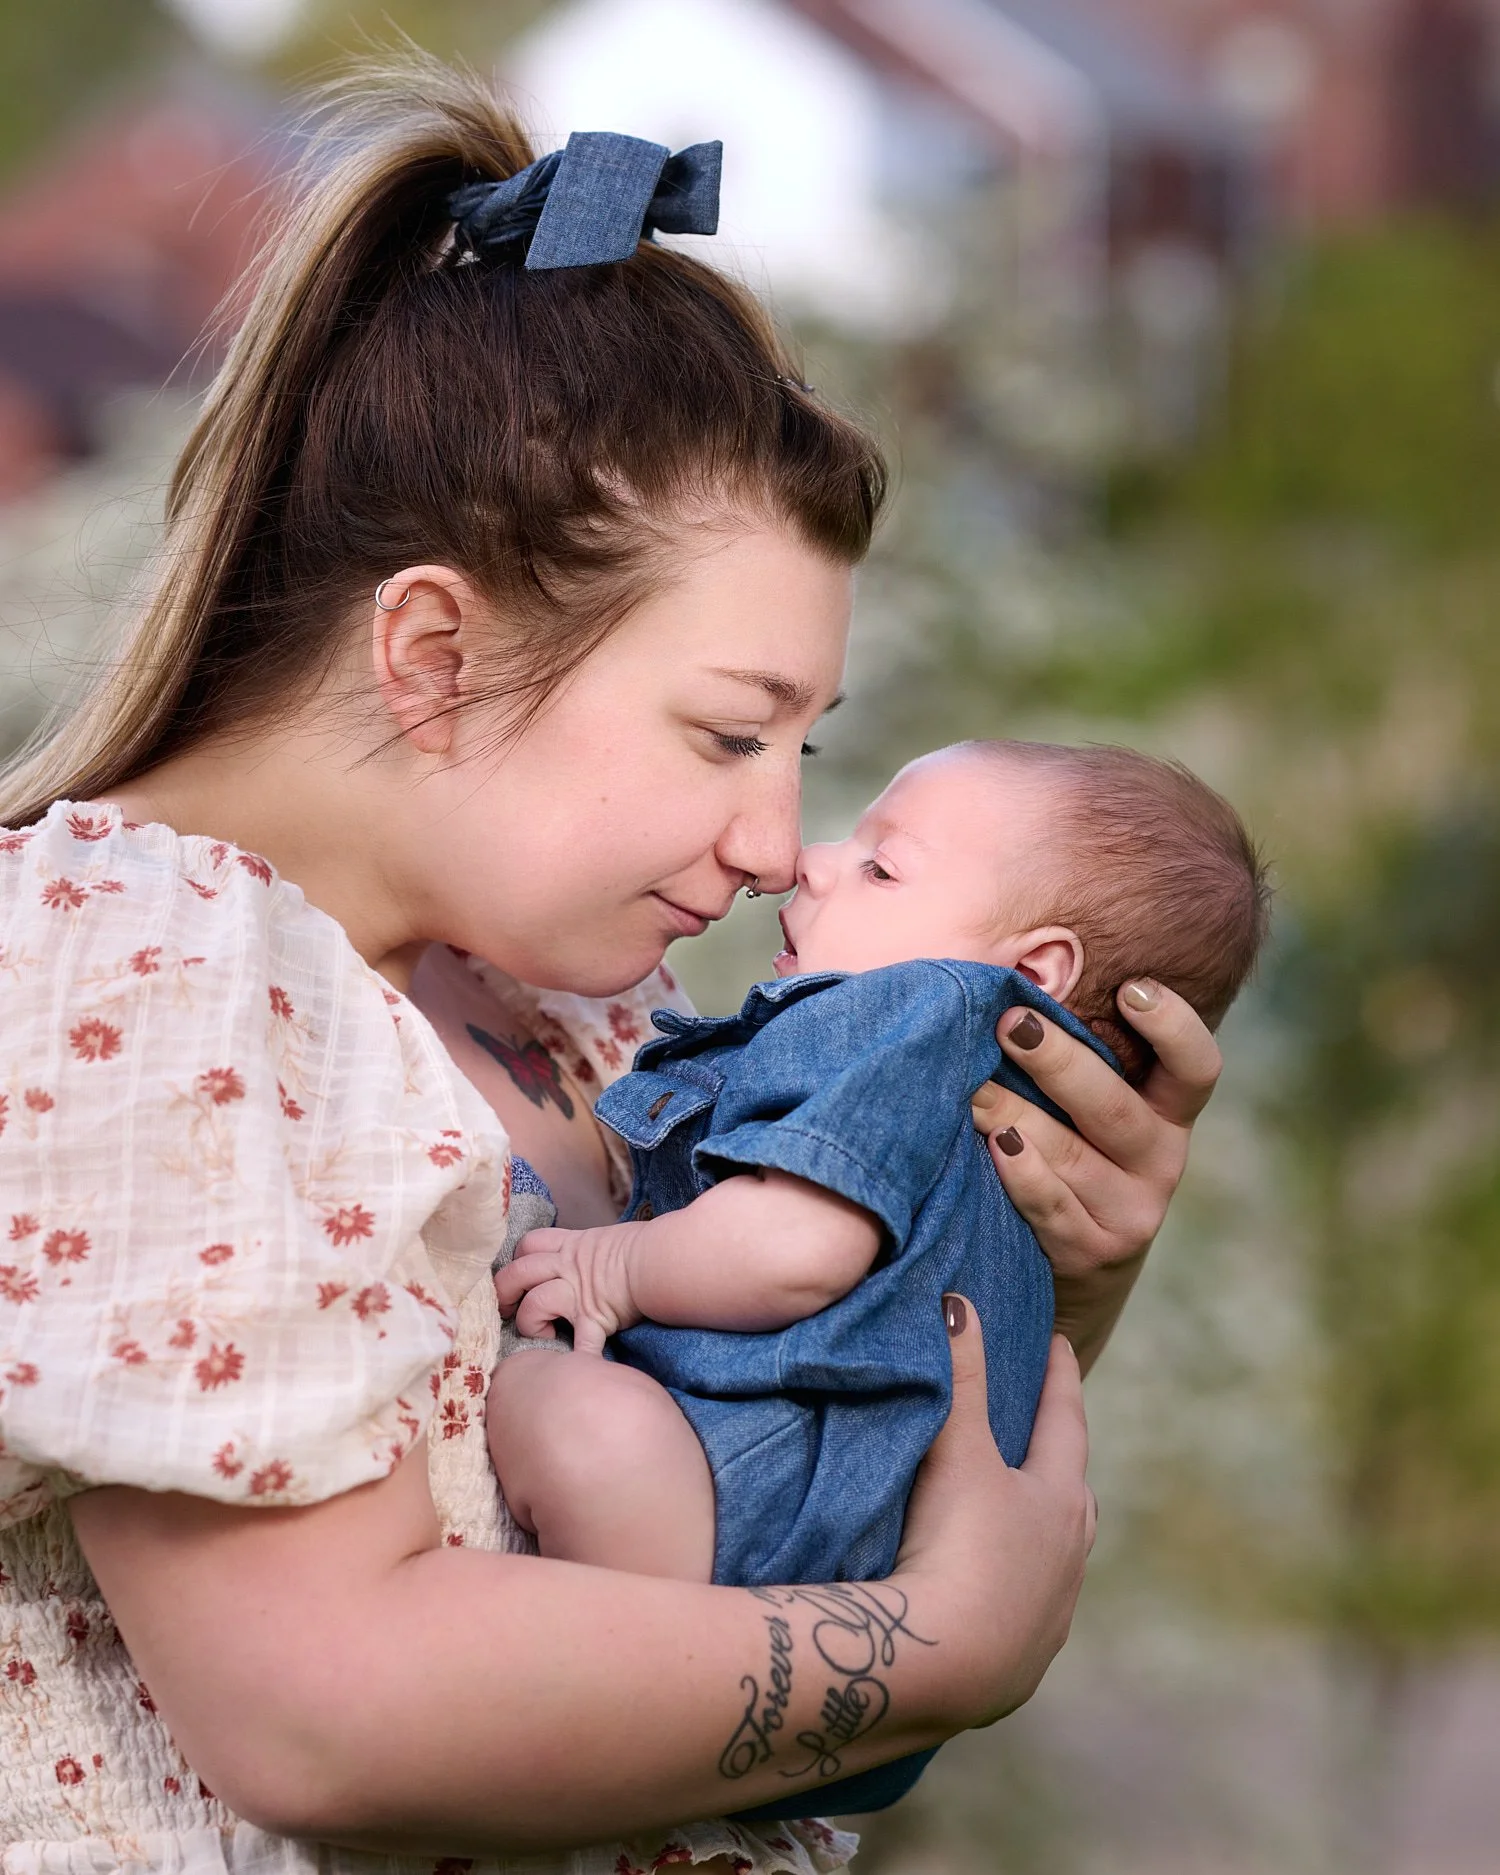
[1,2,1497,1869]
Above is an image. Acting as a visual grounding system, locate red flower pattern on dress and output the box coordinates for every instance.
[69,1017,123,1062]
[5,1658,36,1686]
[24,1087,53,1112]
[437,1399,469,1440]
[607,1003,642,1044]
[41,878,87,912]
[168,1318,197,1350]
[463,1365,486,1396]
[110,1339,148,1366]
[196,1066,245,1106]
[268,985,294,1020]
[236,852,273,884]
[128,945,162,975]
[249,1459,294,1496]
[277,1080,305,1121]
[54,1757,85,1786]
[404,1280,446,1313]
[42,1229,89,1265]
[428,1137,464,1167]
[199,1242,234,1265]
[0,1266,39,1304]
[91,880,126,896]
[316,1281,349,1309]
[65,1610,88,1647]
[185,880,219,901]
[207,844,229,869]
[324,1203,375,1246]
[352,1283,390,1322]
[0,831,31,854]
[5,1362,39,1386]
[212,1441,243,1479]
[194,1343,245,1390]
[65,812,111,842]
[7,1214,38,1241]
[163,1776,181,1795]
[0,1092,8,1135]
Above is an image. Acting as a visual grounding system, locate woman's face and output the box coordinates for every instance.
[411,526,852,997]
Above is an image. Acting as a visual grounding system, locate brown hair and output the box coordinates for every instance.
[968,740,1272,1082]
[0,53,885,824]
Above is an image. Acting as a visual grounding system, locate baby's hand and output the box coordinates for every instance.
[493,1224,643,1355]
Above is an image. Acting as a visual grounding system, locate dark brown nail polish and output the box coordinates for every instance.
[1009,1011,1045,1050]
[944,1294,967,1337]
[995,1126,1024,1157]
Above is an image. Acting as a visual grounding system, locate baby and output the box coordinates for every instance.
[488,738,1268,1812]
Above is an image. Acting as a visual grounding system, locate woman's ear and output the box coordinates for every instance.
[370,565,485,756]
[1005,927,1086,1004]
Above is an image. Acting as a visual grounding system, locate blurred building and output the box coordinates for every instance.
[1101,0,1500,225]
[506,0,1252,338]
[0,71,284,501]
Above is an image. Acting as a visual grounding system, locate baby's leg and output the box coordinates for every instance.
[487,1349,716,1581]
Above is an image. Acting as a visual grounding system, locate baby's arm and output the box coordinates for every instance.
[493,1172,881,1353]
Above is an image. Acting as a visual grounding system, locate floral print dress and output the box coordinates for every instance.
[0,803,853,1875]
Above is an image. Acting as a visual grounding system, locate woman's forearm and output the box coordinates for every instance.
[70,1449,965,1853]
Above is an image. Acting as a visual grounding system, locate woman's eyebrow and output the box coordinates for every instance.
[712,668,841,713]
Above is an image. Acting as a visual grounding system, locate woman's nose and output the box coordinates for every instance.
[719,774,803,895]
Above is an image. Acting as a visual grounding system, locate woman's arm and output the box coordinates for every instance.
[69,1312,1091,1856]
[972,980,1222,1372]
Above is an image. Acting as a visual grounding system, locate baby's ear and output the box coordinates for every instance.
[1006,927,1085,1004]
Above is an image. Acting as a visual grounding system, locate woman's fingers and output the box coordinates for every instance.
[1020,1337,1089,1494]
[1118,980,1223,1128]
[998,1008,1163,1175]
[925,1292,996,1471]
[982,1124,1110,1281]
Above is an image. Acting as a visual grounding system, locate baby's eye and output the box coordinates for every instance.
[861,858,894,883]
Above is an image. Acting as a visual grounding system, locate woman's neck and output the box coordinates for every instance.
[103,726,426,986]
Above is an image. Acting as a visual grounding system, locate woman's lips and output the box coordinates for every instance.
[652,893,712,938]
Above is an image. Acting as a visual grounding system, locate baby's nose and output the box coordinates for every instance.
[796,842,840,894]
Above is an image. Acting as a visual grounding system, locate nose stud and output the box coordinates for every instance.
[744,877,763,900]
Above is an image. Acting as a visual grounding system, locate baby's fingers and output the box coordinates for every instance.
[514,1279,577,1340]
[514,1227,567,1260]
[494,1253,562,1316]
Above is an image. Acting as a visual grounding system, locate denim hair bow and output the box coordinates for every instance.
[447,131,722,271]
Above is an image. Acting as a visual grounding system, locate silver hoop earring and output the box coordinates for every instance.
[745,878,763,900]
[374,579,411,612]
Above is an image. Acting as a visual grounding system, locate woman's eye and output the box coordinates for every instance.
[800,740,821,758]
[862,859,894,883]
[710,731,769,758]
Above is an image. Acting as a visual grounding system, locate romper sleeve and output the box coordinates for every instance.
[0,807,508,1526]
[695,962,985,1247]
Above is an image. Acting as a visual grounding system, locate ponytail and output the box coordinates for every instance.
[0,52,884,826]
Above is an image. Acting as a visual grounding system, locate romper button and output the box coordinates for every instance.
[635,1201,655,1221]
[647,1092,674,1120]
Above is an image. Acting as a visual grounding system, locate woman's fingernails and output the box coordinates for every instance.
[1122,979,1161,1013]
[1007,1011,1045,1050]
[943,1294,968,1337]
[995,1126,1024,1157]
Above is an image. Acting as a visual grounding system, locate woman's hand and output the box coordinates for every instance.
[971,979,1222,1371]
[895,1303,1095,1729]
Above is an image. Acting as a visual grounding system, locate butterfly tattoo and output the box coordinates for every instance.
[466,1025,576,1119]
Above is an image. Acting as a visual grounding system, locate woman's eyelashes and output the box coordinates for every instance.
[708,730,769,758]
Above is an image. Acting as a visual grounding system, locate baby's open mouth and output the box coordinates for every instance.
[773,910,798,976]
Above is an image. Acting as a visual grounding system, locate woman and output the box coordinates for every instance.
[0,55,1218,1875]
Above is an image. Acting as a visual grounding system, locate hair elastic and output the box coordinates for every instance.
[374,579,411,611]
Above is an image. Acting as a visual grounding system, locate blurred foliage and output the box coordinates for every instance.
[0,0,187,184]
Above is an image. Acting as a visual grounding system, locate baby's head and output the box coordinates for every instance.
[775,741,1271,1080]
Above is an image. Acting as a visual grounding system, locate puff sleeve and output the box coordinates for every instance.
[0,804,509,1527]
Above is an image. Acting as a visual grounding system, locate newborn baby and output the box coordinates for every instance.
[488,739,1268,1811]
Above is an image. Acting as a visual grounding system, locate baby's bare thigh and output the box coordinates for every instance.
[487,1347,687,1452]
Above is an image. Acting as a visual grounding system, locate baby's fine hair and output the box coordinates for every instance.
[0,53,885,826]
[966,740,1272,1082]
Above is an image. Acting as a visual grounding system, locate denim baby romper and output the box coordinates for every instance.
[596,959,1118,1818]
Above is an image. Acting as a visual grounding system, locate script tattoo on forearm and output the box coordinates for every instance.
[717,1584,934,1785]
